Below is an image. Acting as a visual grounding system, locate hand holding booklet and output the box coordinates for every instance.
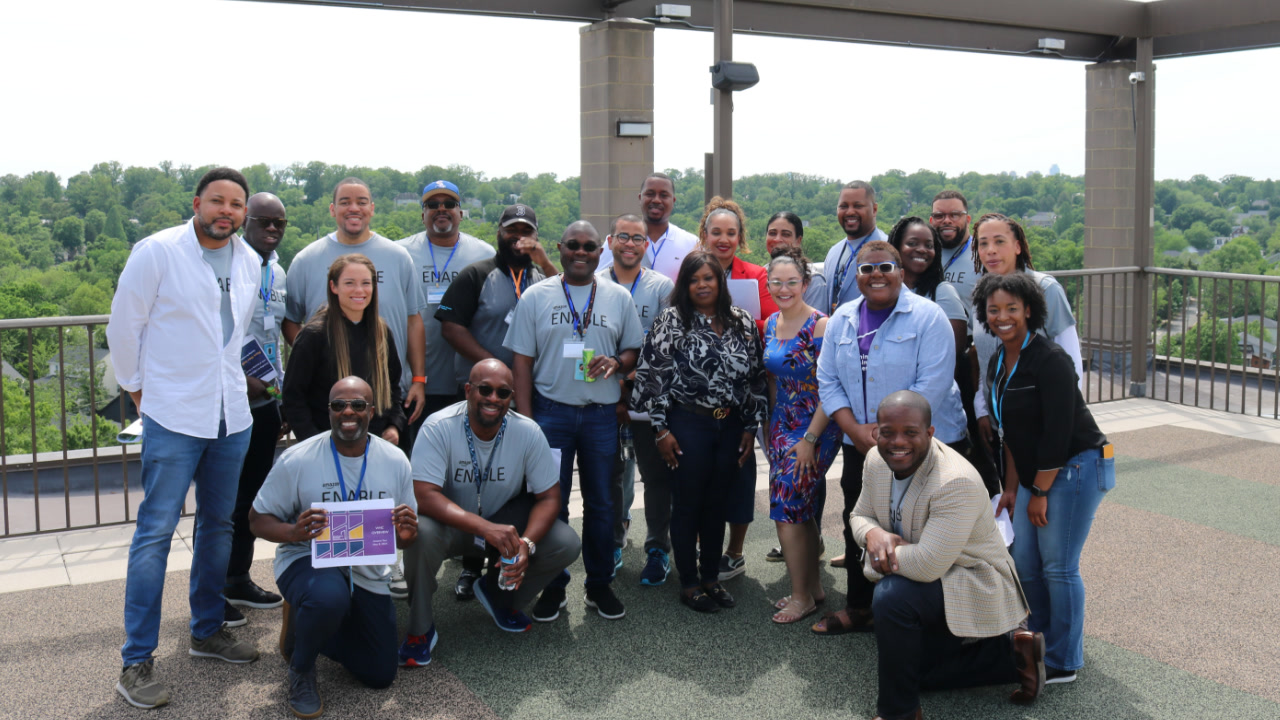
[311,498,398,568]
[241,337,278,382]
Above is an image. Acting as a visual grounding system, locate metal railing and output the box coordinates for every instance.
[1047,266,1143,405]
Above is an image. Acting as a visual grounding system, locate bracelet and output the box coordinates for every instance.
[655,430,671,442]
[412,376,427,384]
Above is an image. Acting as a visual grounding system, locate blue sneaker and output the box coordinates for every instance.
[613,547,624,571]
[639,548,670,586]
[398,625,438,667]
[474,576,532,633]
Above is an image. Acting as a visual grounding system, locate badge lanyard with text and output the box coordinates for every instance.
[830,237,870,315]
[941,236,972,276]
[464,414,508,537]
[329,436,370,594]
[260,263,277,366]
[427,241,459,304]
[990,332,1033,442]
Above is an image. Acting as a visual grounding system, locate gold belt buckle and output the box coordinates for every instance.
[713,407,729,420]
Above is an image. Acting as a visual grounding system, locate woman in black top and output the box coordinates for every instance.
[282,253,405,442]
[975,272,1115,686]
[632,250,767,613]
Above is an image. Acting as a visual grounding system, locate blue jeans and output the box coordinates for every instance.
[121,417,251,666]
[534,396,618,588]
[1010,446,1115,672]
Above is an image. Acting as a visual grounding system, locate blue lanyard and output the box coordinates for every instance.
[463,414,507,518]
[830,237,869,314]
[562,277,597,339]
[941,236,972,276]
[328,436,369,594]
[990,333,1032,438]
[427,241,459,282]
[610,267,641,296]
[646,228,668,268]
[260,263,274,315]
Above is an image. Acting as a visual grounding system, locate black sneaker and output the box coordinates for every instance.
[225,580,283,609]
[531,587,568,623]
[287,666,323,719]
[584,585,626,620]
[1046,666,1078,685]
[223,600,246,628]
[454,568,480,601]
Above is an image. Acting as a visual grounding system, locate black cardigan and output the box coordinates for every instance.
[282,316,406,441]
[986,334,1107,489]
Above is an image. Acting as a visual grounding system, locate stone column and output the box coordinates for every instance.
[580,18,654,236]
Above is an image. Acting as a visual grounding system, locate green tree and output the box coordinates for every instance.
[1184,222,1214,251]
[53,216,84,258]
[103,205,127,242]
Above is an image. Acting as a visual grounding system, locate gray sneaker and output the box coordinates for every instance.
[116,660,170,709]
[190,628,260,663]
[389,563,409,600]
[288,666,324,719]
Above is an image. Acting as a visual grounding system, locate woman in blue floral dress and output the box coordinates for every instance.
[763,246,841,623]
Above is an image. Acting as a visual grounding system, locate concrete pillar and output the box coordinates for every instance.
[580,18,655,236]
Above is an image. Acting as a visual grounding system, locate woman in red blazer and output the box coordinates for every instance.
[698,196,778,337]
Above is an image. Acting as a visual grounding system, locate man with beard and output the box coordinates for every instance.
[397,180,495,451]
[250,376,419,718]
[400,359,580,662]
[108,168,261,709]
[597,213,675,585]
[505,221,644,621]
[823,180,888,315]
[221,192,289,629]
[597,173,699,281]
[281,177,428,447]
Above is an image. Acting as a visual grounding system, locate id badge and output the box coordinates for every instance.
[504,309,515,325]
[263,341,278,364]
[263,307,276,329]
[563,341,585,358]
[474,535,486,551]
[427,285,448,305]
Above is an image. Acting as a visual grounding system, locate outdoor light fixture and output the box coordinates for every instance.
[710,61,759,92]
[1037,37,1066,51]
[654,4,692,19]
[617,121,654,138]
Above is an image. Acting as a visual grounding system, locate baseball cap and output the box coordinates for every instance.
[421,180,460,202]
[499,204,538,231]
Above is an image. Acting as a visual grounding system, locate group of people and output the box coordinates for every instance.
[106,167,1115,720]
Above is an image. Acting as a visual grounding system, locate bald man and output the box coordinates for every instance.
[250,376,418,717]
[222,192,289,626]
[401,360,579,662]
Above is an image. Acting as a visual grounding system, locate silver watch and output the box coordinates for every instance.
[521,536,536,556]
[803,431,819,444]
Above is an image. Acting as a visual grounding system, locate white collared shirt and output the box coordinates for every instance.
[108,219,260,438]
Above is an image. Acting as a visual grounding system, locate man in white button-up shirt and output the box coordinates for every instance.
[107,168,263,710]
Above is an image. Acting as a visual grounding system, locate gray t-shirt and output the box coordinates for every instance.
[247,253,287,409]
[890,472,914,537]
[596,265,674,334]
[201,241,235,348]
[804,272,829,311]
[503,276,644,406]
[285,233,425,392]
[910,282,968,324]
[398,232,496,395]
[412,401,558,518]
[940,237,978,308]
[252,432,416,595]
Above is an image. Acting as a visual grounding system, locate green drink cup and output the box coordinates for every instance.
[582,348,596,382]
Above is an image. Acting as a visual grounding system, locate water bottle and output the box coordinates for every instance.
[498,555,519,591]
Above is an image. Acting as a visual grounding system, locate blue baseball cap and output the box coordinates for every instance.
[421,180,460,203]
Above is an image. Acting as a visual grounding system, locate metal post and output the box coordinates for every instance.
[712,0,733,199]
[1130,36,1155,397]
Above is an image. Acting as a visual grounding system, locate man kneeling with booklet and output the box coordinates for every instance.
[851,391,1045,720]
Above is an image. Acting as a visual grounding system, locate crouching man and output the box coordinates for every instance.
[400,359,581,666]
[851,391,1045,720]
[250,376,419,718]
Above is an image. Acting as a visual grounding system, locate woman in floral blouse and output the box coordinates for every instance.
[632,250,767,614]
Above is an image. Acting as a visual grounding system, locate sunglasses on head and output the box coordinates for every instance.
[424,199,459,210]
[328,399,370,413]
[563,240,600,253]
[247,216,287,230]
[475,384,514,399]
[856,261,898,275]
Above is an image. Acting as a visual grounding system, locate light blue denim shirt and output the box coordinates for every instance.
[817,289,967,444]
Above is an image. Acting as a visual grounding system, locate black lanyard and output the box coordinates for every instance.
[464,414,507,518]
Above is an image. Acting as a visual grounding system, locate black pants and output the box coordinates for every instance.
[226,402,281,585]
[956,349,1001,497]
[669,407,743,588]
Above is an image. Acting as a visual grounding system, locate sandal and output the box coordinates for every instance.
[810,608,874,636]
[680,588,720,613]
[773,594,826,610]
[704,583,736,608]
[772,599,819,624]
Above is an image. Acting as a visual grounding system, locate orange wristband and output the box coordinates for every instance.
[412,376,427,384]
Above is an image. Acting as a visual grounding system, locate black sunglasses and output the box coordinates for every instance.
[329,399,370,413]
[856,261,898,275]
[563,240,601,253]
[424,199,459,210]
[247,216,287,230]
[475,384,514,399]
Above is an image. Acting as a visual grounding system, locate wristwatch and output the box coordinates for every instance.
[521,536,537,556]
[1028,484,1050,498]
[802,431,819,445]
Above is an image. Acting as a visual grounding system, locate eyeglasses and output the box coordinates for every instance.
[563,240,601,253]
[856,262,898,275]
[611,232,645,245]
[328,399,370,413]
[768,279,803,290]
[247,216,287,230]
[929,212,968,222]
[424,199,459,210]
[475,384,514,399]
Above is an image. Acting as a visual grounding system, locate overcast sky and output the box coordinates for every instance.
[6,0,1277,184]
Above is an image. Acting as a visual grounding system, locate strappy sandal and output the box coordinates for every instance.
[772,599,819,624]
[773,595,826,610]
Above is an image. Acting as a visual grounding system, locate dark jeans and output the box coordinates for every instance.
[725,440,757,525]
[872,575,1017,720]
[226,402,281,585]
[276,556,399,689]
[534,395,618,589]
[957,348,1001,497]
[668,407,743,588]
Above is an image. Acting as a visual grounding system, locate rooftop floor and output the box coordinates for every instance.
[1,398,1277,719]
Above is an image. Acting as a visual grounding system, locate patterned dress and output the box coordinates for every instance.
[764,311,840,523]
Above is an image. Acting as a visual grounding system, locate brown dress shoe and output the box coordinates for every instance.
[1010,629,1046,704]
[872,708,922,720]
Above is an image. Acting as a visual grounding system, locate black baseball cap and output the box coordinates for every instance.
[499,204,538,231]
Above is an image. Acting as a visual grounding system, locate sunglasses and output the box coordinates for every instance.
[856,261,898,275]
[475,384,514,399]
[328,399,370,413]
[563,240,600,253]
[424,199,459,210]
[247,216,287,230]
